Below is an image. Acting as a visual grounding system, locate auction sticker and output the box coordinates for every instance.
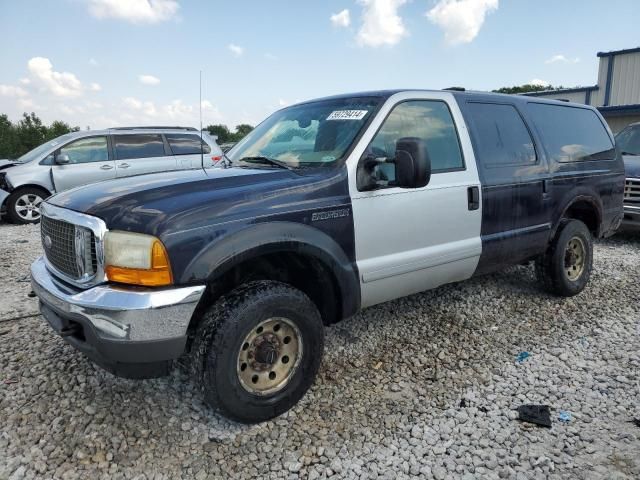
[327,110,368,121]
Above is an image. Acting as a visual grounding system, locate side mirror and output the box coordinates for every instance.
[56,153,71,165]
[394,137,431,189]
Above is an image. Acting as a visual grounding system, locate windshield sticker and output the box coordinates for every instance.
[321,155,336,162]
[327,110,368,121]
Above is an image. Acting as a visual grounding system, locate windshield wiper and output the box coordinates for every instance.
[621,151,640,156]
[238,156,294,170]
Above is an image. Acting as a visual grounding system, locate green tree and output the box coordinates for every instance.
[492,84,564,94]
[0,114,18,159]
[205,124,232,143]
[46,120,79,141]
[233,124,254,141]
[0,112,79,159]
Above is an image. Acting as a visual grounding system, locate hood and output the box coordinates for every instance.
[47,165,338,236]
[623,154,640,178]
[0,159,16,170]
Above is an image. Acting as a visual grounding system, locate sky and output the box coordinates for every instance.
[0,0,639,131]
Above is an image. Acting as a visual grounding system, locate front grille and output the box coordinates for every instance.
[624,179,640,205]
[41,216,96,280]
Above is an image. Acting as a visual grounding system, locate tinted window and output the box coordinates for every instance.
[528,103,614,162]
[466,103,536,167]
[113,134,166,160]
[369,100,464,178]
[615,125,640,156]
[59,136,109,164]
[166,134,211,155]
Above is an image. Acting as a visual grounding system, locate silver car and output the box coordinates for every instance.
[0,127,223,224]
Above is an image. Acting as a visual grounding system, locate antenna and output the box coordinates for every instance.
[199,70,204,169]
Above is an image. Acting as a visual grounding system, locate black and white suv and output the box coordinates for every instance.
[31,89,624,423]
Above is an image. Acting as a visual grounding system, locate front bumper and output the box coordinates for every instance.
[31,256,205,378]
[621,205,640,230]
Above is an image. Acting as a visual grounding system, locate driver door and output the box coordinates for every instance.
[348,92,483,308]
[52,136,115,192]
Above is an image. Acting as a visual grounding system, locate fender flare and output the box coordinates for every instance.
[554,193,603,238]
[179,221,361,319]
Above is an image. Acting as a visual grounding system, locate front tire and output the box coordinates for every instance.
[535,219,593,297]
[191,280,324,423]
[6,187,47,224]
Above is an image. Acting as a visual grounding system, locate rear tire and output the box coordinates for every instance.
[535,219,593,297]
[191,280,324,423]
[6,187,47,224]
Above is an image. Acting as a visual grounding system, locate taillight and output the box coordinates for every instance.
[211,156,222,164]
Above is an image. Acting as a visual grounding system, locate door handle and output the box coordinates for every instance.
[467,186,480,211]
[119,163,130,169]
[100,164,114,170]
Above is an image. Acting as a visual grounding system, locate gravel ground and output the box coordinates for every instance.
[0,223,639,480]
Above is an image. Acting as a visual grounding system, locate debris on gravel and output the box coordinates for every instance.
[1,225,639,479]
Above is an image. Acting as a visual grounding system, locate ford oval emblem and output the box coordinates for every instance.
[44,235,52,249]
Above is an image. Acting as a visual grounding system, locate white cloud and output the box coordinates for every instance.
[27,57,83,97]
[89,58,99,67]
[357,0,407,47]
[19,78,31,85]
[278,99,289,107]
[426,0,498,45]
[331,9,351,28]
[139,74,160,85]
[123,96,157,116]
[545,54,580,64]
[228,44,244,57]
[88,0,179,24]
[0,84,28,97]
[530,79,550,87]
[90,82,102,91]
[18,98,37,110]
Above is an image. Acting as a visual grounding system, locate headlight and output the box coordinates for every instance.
[104,231,173,287]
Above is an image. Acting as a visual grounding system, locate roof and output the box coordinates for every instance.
[292,89,592,109]
[523,85,599,97]
[598,104,640,117]
[597,47,640,57]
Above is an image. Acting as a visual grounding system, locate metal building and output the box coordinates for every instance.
[524,47,640,133]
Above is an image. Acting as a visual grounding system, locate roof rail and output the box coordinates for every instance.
[109,126,197,131]
[443,87,465,91]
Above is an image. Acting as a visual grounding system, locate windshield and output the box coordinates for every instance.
[15,133,76,163]
[615,125,640,155]
[227,97,382,168]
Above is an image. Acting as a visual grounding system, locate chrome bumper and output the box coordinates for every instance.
[31,256,205,342]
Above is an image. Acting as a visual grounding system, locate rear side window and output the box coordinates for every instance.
[113,134,166,160]
[528,103,614,162]
[165,134,211,155]
[466,103,536,167]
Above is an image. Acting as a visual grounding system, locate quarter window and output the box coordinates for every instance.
[166,134,211,155]
[368,100,464,177]
[113,134,166,160]
[58,136,109,164]
[528,103,615,162]
[466,103,536,167]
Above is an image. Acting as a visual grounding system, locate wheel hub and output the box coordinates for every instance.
[564,237,586,281]
[237,317,302,395]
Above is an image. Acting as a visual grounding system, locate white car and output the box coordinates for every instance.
[0,127,223,224]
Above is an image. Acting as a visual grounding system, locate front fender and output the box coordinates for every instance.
[178,221,361,318]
